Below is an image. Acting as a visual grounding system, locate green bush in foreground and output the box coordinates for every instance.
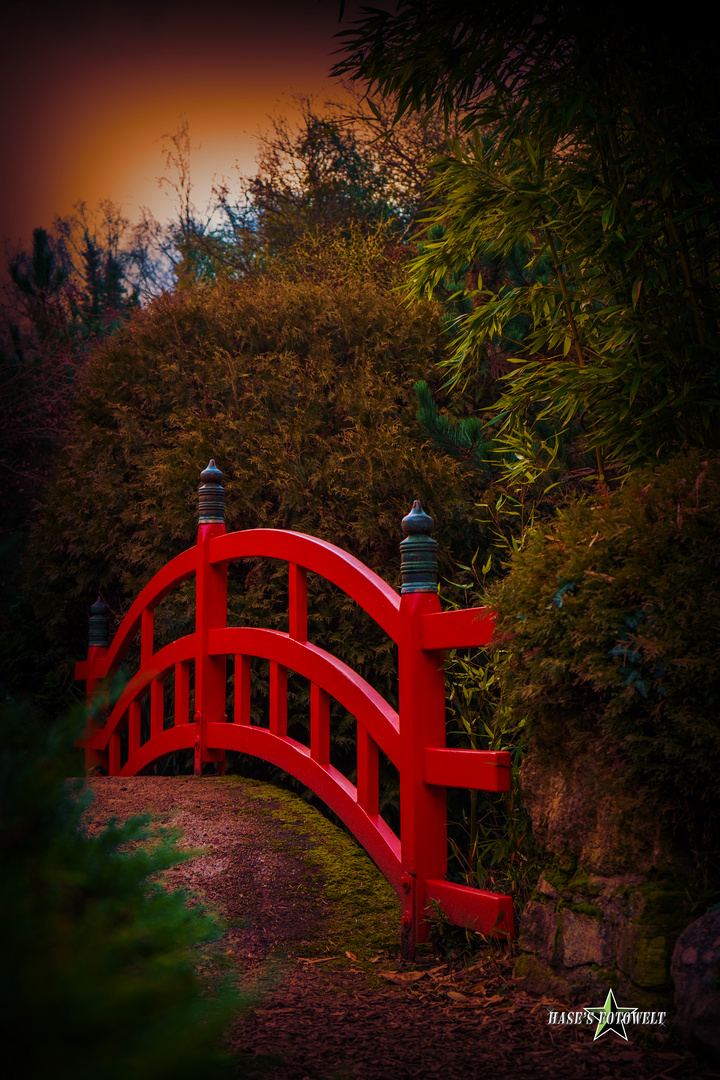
[0,701,246,1080]
[487,451,720,872]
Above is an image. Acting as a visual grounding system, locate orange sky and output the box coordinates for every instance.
[1,0,375,250]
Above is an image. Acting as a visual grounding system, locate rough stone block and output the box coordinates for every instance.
[536,873,559,899]
[518,900,559,962]
[557,909,604,968]
[671,909,720,1065]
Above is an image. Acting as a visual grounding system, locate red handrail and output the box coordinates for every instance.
[75,464,513,953]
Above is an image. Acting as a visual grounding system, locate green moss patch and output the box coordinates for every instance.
[227,777,400,962]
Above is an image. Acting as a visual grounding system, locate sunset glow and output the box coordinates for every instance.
[1,0,368,247]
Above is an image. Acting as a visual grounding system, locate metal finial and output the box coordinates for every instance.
[401,500,434,536]
[198,459,225,524]
[88,595,110,648]
[400,500,438,594]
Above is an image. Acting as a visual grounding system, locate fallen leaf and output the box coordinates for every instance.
[345,951,357,961]
[447,991,471,1003]
[297,956,340,964]
[380,971,427,984]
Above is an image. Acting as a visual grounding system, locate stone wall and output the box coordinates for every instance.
[512,738,696,1006]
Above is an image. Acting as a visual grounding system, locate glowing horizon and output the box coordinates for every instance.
[0,0,367,249]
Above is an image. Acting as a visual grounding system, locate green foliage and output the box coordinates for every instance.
[414,379,494,473]
[443,646,538,914]
[335,1,720,470]
[410,130,719,468]
[485,451,720,869]
[0,701,246,1079]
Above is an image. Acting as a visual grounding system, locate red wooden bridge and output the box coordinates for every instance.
[76,461,513,952]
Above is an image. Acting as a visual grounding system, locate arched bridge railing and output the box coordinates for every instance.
[76,460,513,953]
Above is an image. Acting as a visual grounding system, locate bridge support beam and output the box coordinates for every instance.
[398,501,447,955]
[195,461,228,774]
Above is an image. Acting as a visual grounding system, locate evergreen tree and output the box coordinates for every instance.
[1,700,246,1079]
[8,227,70,342]
[1,213,144,618]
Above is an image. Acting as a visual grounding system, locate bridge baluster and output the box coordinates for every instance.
[109,731,121,775]
[357,727,379,816]
[129,700,142,758]
[175,661,190,726]
[77,596,111,774]
[289,563,307,642]
[234,655,251,724]
[151,678,164,739]
[270,662,287,736]
[310,683,330,764]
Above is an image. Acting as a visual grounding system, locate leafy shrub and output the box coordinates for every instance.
[486,451,720,869]
[0,701,246,1079]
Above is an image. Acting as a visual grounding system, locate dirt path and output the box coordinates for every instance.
[81,776,715,1080]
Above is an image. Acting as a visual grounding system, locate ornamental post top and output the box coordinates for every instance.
[88,595,110,648]
[400,499,438,594]
[198,458,225,524]
[401,499,434,536]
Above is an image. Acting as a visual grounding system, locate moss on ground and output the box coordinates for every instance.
[222,776,400,963]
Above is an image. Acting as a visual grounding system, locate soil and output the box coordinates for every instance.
[81,776,717,1080]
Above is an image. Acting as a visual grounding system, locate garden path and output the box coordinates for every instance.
[81,776,714,1080]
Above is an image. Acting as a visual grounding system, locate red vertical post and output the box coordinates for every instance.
[357,726,379,815]
[270,663,288,736]
[129,699,142,758]
[195,460,228,775]
[397,501,447,955]
[175,661,190,726]
[76,597,110,774]
[234,655,251,724]
[311,683,330,764]
[150,678,164,739]
[289,563,307,642]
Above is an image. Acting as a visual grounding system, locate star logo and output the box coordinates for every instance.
[585,989,637,1040]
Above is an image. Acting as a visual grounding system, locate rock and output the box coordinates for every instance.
[671,909,720,1064]
[520,737,683,876]
[557,909,604,968]
[518,900,559,957]
[536,873,559,899]
[513,735,702,1001]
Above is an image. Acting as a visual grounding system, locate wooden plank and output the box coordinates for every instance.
[150,677,164,738]
[420,607,496,650]
[424,878,513,937]
[270,662,287,737]
[423,747,511,791]
[175,661,190,726]
[234,654,251,725]
[310,683,330,764]
[289,563,308,643]
[357,726,379,816]
[129,700,142,757]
